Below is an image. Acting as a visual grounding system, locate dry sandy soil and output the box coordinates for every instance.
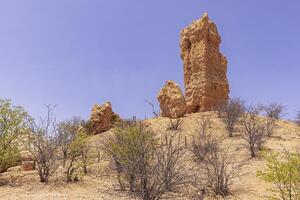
[1,112,300,200]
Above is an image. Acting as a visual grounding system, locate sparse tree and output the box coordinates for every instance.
[262,102,285,120]
[192,128,242,197]
[241,105,266,158]
[57,117,83,166]
[0,99,32,173]
[63,127,90,181]
[265,117,276,137]
[26,105,59,183]
[64,138,80,182]
[75,128,90,174]
[222,98,245,137]
[159,132,189,192]
[192,117,217,162]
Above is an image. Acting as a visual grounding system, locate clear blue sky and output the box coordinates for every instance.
[0,0,299,121]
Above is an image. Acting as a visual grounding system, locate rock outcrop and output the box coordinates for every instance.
[180,13,229,113]
[88,102,119,134]
[157,80,186,118]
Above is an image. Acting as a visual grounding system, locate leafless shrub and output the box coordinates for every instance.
[264,117,276,137]
[192,117,218,162]
[241,105,266,158]
[196,148,242,197]
[167,118,183,131]
[145,100,160,118]
[192,129,242,197]
[26,105,59,183]
[262,102,285,120]
[222,98,245,137]
[159,132,189,192]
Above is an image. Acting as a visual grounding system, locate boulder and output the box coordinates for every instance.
[180,13,229,113]
[157,80,186,118]
[89,102,119,134]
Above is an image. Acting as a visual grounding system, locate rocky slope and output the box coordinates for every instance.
[1,112,300,200]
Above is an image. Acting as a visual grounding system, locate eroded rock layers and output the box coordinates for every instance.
[180,13,229,113]
[157,80,186,118]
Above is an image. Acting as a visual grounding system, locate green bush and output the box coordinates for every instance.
[72,128,90,174]
[0,99,32,173]
[107,124,157,191]
[257,151,300,200]
[106,123,189,200]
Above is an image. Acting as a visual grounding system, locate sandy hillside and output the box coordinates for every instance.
[1,112,300,200]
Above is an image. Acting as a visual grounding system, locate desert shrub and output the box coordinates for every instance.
[167,118,183,131]
[57,117,83,166]
[65,139,80,182]
[26,105,59,183]
[192,117,218,162]
[261,103,283,137]
[0,99,32,173]
[74,128,90,174]
[106,123,188,200]
[257,151,300,200]
[241,105,266,158]
[159,132,189,192]
[265,117,276,137]
[62,126,90,182]
[262,103,285,120]
[191,117,242,197]
[106,124,157,193]
[222,98,245,137]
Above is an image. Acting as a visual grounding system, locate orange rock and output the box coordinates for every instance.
[180,13,229,113]
[89,102,119,134]
[157,80,186,118]
[21,161,35,171]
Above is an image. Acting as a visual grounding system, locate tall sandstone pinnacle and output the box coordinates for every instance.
[180,13,229,113]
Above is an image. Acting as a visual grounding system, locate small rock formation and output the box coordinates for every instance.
[88,102,119,134]
[20,151,35,171]
[157,80,186,118]
[180,13,229,113]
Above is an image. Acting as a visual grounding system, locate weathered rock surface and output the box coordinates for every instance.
[180,13,229,113]
[20,151,35,171]
[21,161,35,171]
[157,80,186,118]
[89,102,119,134]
